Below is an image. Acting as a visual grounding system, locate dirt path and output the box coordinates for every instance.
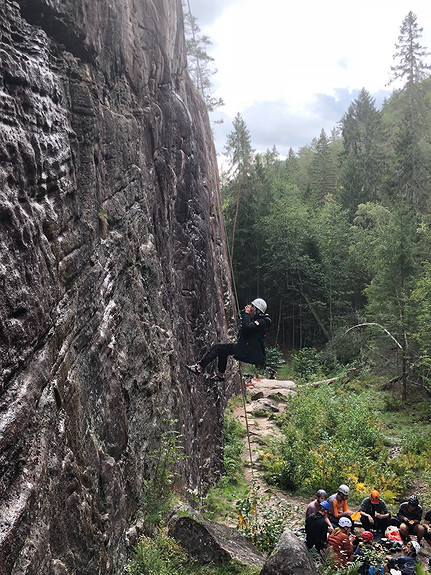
[232,376,431,566]
[232,376,309,532]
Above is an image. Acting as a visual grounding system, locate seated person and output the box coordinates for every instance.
[384,540,420,574]
[305,500,331,553]
[359,490,391,533]
[306,489,327,517]
[306,489,333,533]
[328,484,354,526]
[353,531,384,575]
[327,516,354,567]
[423,507,431,547]
[396,495,424,543]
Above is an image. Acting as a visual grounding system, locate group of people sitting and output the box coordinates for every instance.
[304,484,431,573]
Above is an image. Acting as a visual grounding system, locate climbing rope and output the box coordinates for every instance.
[238,363,256,483]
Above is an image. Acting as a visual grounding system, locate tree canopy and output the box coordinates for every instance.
[220,12,431,396]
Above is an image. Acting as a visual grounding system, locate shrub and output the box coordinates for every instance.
[124,534,261,575]
[258,382,413,499]
[265,346,284,368]
[291,348,321,381]
[235,484,295,555]
[141,422,186,526]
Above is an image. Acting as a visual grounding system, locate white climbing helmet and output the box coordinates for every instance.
[251,298,267,314]
[338,484,350,496]
[338,517,352,528]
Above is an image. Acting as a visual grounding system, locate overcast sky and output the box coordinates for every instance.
[186,0,431,159]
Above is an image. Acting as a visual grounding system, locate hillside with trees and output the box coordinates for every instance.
[221,12,431,401]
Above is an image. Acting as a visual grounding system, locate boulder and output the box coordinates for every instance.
[168,507,266,568]
[260,529,317,575]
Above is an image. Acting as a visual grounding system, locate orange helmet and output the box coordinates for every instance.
[370,490,380,504]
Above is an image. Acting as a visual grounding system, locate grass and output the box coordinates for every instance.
[124,361,431,575]
[124,533,261,575]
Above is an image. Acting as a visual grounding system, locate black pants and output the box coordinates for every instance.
[199,343,238,373]
[360,515,390,533]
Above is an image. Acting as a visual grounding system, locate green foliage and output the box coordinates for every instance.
[290,348,322,381]
[290,348,343,382]
[311,547,361,575]
[265,346,283,369]
[182,5,224,112]
[235,484,296,555]
[124,534,260,575]
[257,382,412,500]
[389,11,431,87]
[219,13,431,391]
[141,423,187,526]
[221,413,245,480]
[203,403,248,520]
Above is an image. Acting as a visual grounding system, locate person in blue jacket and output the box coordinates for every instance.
[187,298,271,381]
[384,540,420,574]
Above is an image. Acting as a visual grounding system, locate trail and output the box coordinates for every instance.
[232,376,309,532]
[232,376,431,567]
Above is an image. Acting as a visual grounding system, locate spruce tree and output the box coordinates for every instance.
[387,12,431,212]
[182,3,224,112]
[340,89,385,216]
[389,11,431,87]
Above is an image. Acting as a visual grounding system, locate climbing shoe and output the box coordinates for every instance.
[186,364,201,375]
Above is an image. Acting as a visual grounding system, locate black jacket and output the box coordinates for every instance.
[305,512,328,552]
[233,311,271,366]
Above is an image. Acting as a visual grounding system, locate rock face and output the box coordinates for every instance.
[168,507,266,568]
[0,1,234,574]
[260,530,318,575]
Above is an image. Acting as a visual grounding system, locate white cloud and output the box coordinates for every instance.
[190,0,431,154]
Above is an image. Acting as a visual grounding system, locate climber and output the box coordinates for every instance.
[395,495,424,543]
[306,489,328,518]
[358,490,391,533]
[186,298,271,381]
[384,540,420,574]
[327,517,354,567]
[305,500,331,553]
[328,484,354,527]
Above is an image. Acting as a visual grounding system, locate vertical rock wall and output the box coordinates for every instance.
[0,0,235,573]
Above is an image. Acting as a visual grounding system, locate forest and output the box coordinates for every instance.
[219,12,431,400]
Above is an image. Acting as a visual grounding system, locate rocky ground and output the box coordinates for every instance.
[232,376,431,569]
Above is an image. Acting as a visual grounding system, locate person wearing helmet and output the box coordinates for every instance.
[327,516,354,567]
[306,489,333,534]
[306,489,328,517]
[328,484,354,527]
[396,495,424,543]
[385,540,420,574]
[305,500,331,552]
[186,299,271,381]
[353,531,385,575]
[358,490,391,533]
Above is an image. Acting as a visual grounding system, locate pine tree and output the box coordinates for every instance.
[308,130,338,205]
[389,12,431,87]
[182,3,224,112]
[387,13,431,212]
[224,113,254,176]
[340,89,385,216]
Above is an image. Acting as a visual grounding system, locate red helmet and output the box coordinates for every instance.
[361,531,374,542]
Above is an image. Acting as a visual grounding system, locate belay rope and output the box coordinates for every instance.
[238,363,256,483]
[221,164,257,486]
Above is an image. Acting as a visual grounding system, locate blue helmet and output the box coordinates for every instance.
[319,500,330,511]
